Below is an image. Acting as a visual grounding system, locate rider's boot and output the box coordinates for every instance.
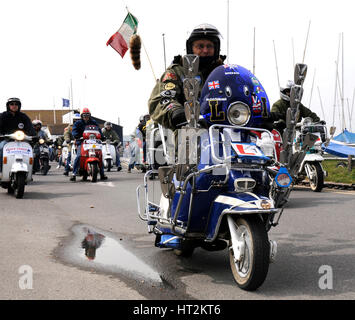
[100,174,108,181]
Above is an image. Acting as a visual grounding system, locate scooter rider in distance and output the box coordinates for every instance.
[70,108,107,182]
[32,119,50,174]
[270,80,323,134]
[101,121,122,171]
[0,98,36,174]
[63,113,81,176]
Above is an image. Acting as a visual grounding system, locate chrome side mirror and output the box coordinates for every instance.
[294,63,308,86]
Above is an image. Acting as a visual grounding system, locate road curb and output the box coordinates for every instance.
[299,180,355,190]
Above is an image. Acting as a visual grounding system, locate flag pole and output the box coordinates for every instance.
[53,97,56,124]
[162,33,167,71]
[126,7,157,81]
[273,40,280,89]
[292,37,295,69]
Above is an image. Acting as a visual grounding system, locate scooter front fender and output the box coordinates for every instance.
[300,154,324,173]
[84,158,100,170]
[206,193,278,242]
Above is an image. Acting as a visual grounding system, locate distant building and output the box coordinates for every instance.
[21,109,123,142]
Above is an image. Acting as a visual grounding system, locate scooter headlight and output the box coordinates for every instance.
[14,131,25,141]
[39,138,45,144]
[227,102,251,126]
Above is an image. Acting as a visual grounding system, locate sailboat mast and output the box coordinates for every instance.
[302,20,311,64]
[317,86,325,121]
[341,33,345,131]
[309,69,316,108]
[332,34,341,129]
[227,0,230,64]
[253,27,256,74]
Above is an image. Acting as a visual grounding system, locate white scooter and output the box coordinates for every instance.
[102,139,116,172]
[0,131,33,198]
[293,118,329,192]
[61,141,70,170]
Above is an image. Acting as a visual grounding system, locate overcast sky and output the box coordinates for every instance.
[1,0,354,136]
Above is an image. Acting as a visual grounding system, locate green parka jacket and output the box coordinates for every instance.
[148,55,226,130]
[271,98,320,123]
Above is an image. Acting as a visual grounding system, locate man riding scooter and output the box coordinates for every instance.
[63,113,81,176]
[101,121,122,171]
[0,97,36,174]
[70,108,107,182]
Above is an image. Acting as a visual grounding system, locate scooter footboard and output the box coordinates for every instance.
[206,193,278,242]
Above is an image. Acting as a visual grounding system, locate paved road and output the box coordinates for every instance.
[0,164,354,300]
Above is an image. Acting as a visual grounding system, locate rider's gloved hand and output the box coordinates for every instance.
[198,118,209,129]
[171,109,187,128]
[319,120,326,125]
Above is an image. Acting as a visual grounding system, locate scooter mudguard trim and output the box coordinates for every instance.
[206,192,277,241]
[11,162,28,173]
[302,153,324,162]
[85,158,100,164]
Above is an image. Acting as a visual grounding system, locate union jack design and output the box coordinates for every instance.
[208,80,220,90]
[252,95,262,113]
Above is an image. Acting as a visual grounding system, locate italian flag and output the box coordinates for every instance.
[106,12,138,58]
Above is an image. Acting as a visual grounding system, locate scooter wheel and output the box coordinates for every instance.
[308,162,324,192]
[229,216,269,291]
[106,159,112,172]
[90,163,98,182]
[14,173,26,199]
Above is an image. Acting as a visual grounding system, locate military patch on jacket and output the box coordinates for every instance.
[161,98,171,106]
[164,82,176,90]
[160,90,176,98]
[162,72,177,82]
[165,103,174,111]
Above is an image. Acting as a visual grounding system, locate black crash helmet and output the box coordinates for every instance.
[6,97,22,111]
[186,23,222,60]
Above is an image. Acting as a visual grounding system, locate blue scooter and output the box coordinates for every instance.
[137,56,316,291]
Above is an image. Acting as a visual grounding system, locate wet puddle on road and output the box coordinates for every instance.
[56,224,162,283]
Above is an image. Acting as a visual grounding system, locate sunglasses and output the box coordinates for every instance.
[193,43,214,50]
[9,102,20,106]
